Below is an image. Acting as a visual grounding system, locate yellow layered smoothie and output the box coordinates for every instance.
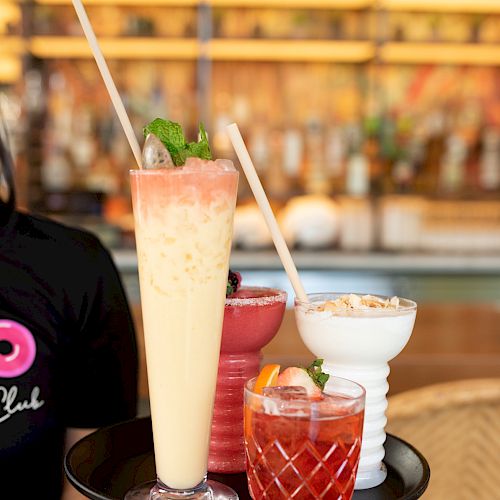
[131,159,238,489]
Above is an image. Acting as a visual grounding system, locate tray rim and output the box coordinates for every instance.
[65,416,430,500]
[384,432,431,500]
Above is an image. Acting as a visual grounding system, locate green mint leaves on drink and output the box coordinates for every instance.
[304,359,330,390]
[144,119,212,167]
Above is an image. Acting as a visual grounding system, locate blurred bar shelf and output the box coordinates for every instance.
[0,36,26,55]
[19,36,500,65]
[112,248,500,275]
[380,43,500,66]
[0,56,22,83]
[29,0,500,11]
[209,0,373,9]
[32,0,373,7]
[29,36,199,59]
[0,37,24,83]
[208,39,375,62]
[26,36,375,63]
[381,0,500,14]
[33,0,200,5]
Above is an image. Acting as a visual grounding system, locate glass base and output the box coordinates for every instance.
[354,462,387,490]
[124,480,238,500]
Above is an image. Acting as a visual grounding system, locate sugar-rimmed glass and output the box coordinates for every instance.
[209,286,287,473]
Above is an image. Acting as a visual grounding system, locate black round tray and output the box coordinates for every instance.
[65,417,430,500]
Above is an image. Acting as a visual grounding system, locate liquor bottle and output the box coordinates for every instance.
[403,135,425,194]
[70,106,96,182]
[392,148,416,194]
[249,125,269,176]
[212,94,234,158]
[266,129,290,200]
[47,71,73,150]
[345,152,369,197]
[282,125,304,194]
[85,149,119,195]
[302,117,330,195]
[363,114,385,195]
[324,125,346,194]
[438,133,467,195]
[391,115,417,194]
[469,14,485,43]
[345,123,369,197]
[478,128,500,192]
[417,110,446,194]
[41,146,73,192]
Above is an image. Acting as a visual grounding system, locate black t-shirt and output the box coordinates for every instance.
[0,210,138,498]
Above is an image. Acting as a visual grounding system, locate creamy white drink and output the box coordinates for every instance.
[295,293,417,490]
[131,159,238,490]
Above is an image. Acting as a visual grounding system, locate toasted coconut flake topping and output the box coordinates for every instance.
[318,294,400,312]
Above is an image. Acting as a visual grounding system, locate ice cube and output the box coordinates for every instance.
[182,157,236,172]
[183,157,211,170]
[262,386,311,417]
[262,386,308,401]
[214,158,236,171]
[141,133,174,169]
[316,392,359,417]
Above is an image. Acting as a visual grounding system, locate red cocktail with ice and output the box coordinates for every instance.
[244,367,365,499]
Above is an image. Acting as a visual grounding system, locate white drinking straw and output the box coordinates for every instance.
[226,123,308,303]
[71,0,306,300]
[71,0,143,169]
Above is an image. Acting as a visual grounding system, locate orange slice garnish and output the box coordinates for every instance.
[254,364,281,394]
[245,364,281,439]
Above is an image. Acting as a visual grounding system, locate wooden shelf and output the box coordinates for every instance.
[210,0,374,9]
[33,0,500,9]
[25,36,375,62]
[208,39,375,62]
[0,36,26,55]
[28,36,199,59]
[381,0,500,14]
[3,36,498,65]
[32,0,373,7]
[0,56,22,83]
[34,0,200,5]
[380,42,500,65]
[0,38,25,82]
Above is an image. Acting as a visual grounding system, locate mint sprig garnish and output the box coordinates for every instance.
[143,119,212,167]
[304,359,329,391]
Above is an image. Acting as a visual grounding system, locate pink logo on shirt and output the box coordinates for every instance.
[0,320,36,378]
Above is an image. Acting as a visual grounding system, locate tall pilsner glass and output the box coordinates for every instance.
[127,162,239,500]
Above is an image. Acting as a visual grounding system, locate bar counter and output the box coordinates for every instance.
[110,248,500,404]
[112,248,500,275]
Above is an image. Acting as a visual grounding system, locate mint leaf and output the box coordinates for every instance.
[144,119,212,167]
[304,359,330,391]
[176,123,212,164]
[193,122,212,158]
[144,119,186,162]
